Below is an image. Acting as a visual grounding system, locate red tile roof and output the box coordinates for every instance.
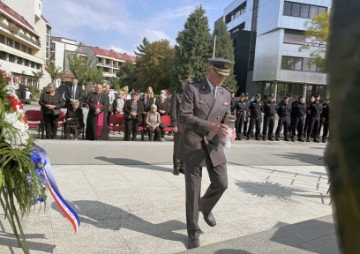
[0,1,37,35]
[63,73,76,79]
[92,47,136,63]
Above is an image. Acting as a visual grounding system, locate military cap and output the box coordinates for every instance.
[240,93,245,97]
[255,93,261,98]
[269,94,275,98]
[208,57,234,76]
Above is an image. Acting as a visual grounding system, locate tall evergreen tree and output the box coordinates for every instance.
[175,6,212,81]
[213,19,237,92]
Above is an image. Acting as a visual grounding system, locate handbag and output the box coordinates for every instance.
[51,109,61,116]
[160,122,167,129]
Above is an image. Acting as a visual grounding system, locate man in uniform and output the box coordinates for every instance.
[262,94,277,141]
[247,94,263,140]
[234,93,247,140]
[275,96,291,141]
[291,96,307,142]
[321,98,330,143]
[170,75,192,175]
[307,95,323,142]
[178,57,235,249]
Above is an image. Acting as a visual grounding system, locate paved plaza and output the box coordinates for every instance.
[0,140,339,253]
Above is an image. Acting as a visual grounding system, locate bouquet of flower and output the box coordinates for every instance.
[0,71,79,254]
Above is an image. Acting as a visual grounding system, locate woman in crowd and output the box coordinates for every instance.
[156,94,170,116]
[146,104,162,141]
[112,90,126,114]
[39,83,63,139]
[124,90,143,141]
[143,86,156,113]
[85,83,109,140]
[64,100,84,140]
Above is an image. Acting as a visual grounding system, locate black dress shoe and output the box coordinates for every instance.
[202,211,216,227]
[173,168,179,175]
[179,168,184,174]
[188,238,200,249]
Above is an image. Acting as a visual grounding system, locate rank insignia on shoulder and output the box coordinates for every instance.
[201,84,206,91]
[223,101,229,106]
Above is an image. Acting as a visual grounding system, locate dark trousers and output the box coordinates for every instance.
[148,126,161,141]
[173,132,182,169]
[64,124,80,139]
[304,116,310,137]
[321,117,329,139]
[124,119,138,141]
[44,114,58,139]
[276,116,290,138]
[292,116,305,139]
[307,117,321,139]
[247,117,261,138]
[262,115,275,139]
[243,117,248,135]
[235,112,245,137]
[185,162,228,240]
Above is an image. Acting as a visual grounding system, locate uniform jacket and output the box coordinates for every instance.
[170,89,184,132]
[321,102,329,119]
[178,79,231,167]
[248,101,263,119]
[291,101,307,117]
[234,101,247,114]
[262,102,277,116]
[277,101,291,117]
[308,102,323,118]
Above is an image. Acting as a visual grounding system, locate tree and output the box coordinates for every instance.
[117,61,137,89]
[67,51,103,86]
[135,39,175,93]
[45,60,63,82]
[32,70,44,90]
[175,6,212,82]
[325,0,360,252]
[213,19,237,92]
[300,12,329,69]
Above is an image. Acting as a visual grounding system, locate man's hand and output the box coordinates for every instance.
[209,123,228,138]
[231,128,236,142]
[131,112,137,117]
[173,127,179,133]
[95,108,101,114]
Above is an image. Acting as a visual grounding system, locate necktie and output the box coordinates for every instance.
[213,86,218,98]
[72,86,76,99]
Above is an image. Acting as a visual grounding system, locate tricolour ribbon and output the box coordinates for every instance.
[34,143,80,233]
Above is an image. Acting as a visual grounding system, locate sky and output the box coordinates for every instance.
[43,0,231,55]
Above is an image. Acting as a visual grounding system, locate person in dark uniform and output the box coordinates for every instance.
[247,94,263,140]
[262,94,277,141]
[304,96,315,138]
[178,58,235,249]
[243,93,249,135]
[321,98,330,143]
[307,95,323,142]
[170,75,192,175]
[13,76,27,103]
[85,84,109,140]
[124,91,144,141]
[234,93,247,140]
[275,96,291,141]
[291,96,307,142]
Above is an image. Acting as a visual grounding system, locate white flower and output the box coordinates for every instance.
[2,112,29,150]
[5,82,18,99]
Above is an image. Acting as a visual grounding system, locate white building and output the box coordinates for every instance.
[223,0,331,100]
[0,0,51,90]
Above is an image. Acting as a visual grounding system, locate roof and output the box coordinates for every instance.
[41,15,52,27]
[62,73,76,79]
[0,1,37,35]
[92,47,136,63]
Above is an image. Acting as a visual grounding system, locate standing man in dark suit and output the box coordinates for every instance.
[246,94,263,140]
[262,94,277,141]
[13,76,26,103]
[170,75,192,175]
[65,78,84,109]
[178,58,236,249]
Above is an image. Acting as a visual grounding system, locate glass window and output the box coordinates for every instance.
[281,56,294,70]
[294,58,302,70]
[302,58,310,71]
[291,3,301,17]
[9,55,15,62]
[309,5,318,18]
[283,2,292,16]
[284,29,305,44]
[300,4,310,18]
[318,7,327,14]
[0,34,4,43]
[7,38,13,46]
[0,51,6,60]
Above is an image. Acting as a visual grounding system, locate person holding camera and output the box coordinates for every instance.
[39,83,63,139]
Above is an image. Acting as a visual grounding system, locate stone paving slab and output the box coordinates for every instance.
[0,163,333,254]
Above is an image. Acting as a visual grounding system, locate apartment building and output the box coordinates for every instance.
[223,0,331,100]
[0,0,51,89]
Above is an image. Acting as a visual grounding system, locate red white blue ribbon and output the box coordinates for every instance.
[34,143,80,233]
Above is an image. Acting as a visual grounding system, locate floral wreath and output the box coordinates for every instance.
[0,70,79,254]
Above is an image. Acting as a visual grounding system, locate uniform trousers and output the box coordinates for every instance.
[292,116,305,139]
[276,116,291,138]
[185,160,228,240]
[173,132,182,169]
[262,115,275,139]
[235,112,245,137]
[321,117,329,140]
[307,117,321,139]
[247,117,261,138]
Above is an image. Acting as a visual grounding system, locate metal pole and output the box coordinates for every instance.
[212,35,217,58]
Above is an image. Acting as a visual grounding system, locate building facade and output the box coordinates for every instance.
[223,0,331,100]
[0,0,51,90]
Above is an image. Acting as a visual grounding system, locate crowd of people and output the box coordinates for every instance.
[232,93,330,143]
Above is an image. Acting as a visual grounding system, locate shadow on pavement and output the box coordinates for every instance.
[214,249,252,254]
[94,156,172,173]
[51,200,188,247]
[236,181,328,204]
[274,152,324,166]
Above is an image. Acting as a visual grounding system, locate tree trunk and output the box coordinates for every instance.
[325,0,360,253]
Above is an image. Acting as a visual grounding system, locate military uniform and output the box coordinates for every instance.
[234,96,247,140]
[178,58,233,248]
[262,99,277,140]
[320,101,329,142]
[307,101,323,142]
[247,96,262,140]
[275,100,291,141]
[291,100,307,141]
